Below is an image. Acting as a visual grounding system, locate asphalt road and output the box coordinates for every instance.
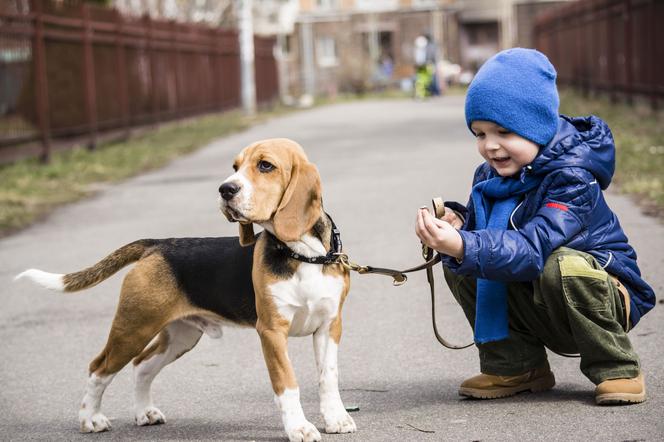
[2,96,662,441]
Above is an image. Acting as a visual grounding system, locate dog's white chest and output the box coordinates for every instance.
[268,263,344,337]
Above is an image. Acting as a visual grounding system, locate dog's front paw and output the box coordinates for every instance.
[79,412,112,433]
[286,420,321,442]
[324,410,356,434]
[135,406,166,426]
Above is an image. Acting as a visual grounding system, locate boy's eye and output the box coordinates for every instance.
[475,132,485,139]
[498,130,511,135]
[258,160,275,173]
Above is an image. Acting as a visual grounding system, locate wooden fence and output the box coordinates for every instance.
[0,0,279,161]
[534,0,664,109]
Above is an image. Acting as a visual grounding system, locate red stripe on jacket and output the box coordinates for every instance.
[546,202,569,212]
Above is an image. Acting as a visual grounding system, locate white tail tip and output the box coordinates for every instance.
[15,269,65,291]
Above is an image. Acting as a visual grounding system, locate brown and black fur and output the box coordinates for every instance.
[63,212,336,376]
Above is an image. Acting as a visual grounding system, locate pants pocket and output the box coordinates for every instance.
[558,254,611,312]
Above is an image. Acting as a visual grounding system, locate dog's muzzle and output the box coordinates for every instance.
[220,202,244,223]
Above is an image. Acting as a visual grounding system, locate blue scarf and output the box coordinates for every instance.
[471,173,542,344]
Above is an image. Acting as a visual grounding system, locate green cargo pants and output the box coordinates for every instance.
[443,247,640,385]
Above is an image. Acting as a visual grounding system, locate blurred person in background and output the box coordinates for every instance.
[413,33,439,99]
[373,51,394,91]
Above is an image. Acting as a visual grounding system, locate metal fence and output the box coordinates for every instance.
[534,0,663,109]
[0,0,278,162]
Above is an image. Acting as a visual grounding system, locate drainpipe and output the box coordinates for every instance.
[237,0,256,116]
[275,33,292,104]
[300,16,315,104]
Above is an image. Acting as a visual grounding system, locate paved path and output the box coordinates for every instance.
[2,96,662,441]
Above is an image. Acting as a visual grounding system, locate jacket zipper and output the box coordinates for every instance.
[509,201,524,231]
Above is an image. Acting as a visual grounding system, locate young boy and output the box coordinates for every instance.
[415,48,655,405]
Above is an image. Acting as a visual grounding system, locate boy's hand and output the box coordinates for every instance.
[439,208,464,229]
[415,208,464,260]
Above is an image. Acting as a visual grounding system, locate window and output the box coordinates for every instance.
[410,0,438,8]
[281,34,293,56]
[356,0,397,12]
[316,0,338,10]
[316,36,338,67]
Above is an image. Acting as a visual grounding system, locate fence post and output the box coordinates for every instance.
[171,20,180,119]
[623,0,632,105]
[592,3,599,98]
[216,29,224,110]
[147,15,160,125]
[575,12,583,94]
[607,5,616,103]
[82,3,98,150]
[648,0,657,110]
[31,0,51,163]
[115,10,130,139]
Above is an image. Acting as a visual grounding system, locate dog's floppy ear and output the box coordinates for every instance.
[238,222,256,246]
[273,161,322,242]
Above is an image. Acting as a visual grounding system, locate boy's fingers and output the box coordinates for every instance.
[422,210,442,236]
[438,210,454,224]
[416,227,431,244]
[431,216,448,228]
[416,210,434,244]
[415,211,427,237]
[416,209,424,230]
[417,208,431,231]
[417,220,431,241]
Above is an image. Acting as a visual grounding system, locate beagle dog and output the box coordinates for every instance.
[16,138,356,442]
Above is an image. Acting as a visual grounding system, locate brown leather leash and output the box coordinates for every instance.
[336,197,474,350]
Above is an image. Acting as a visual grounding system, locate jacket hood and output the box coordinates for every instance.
[529,115,615,189]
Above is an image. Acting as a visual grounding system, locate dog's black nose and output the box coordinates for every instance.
[219,182,241,201]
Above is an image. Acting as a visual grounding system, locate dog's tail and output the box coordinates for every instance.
[15,239,159,292]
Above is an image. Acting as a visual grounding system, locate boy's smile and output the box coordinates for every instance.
[471,120,540,177]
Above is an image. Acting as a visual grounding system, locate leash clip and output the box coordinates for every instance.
[334,253,368,274]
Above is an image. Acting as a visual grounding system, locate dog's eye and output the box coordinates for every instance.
[258,160,275,173]
[232,164,238,172]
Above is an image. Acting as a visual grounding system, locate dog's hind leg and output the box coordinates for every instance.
[79,311,167,433]
[78,255,186,433]
[132,319,203,426]
[78,372,116,433]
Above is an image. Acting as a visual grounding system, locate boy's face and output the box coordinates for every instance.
[471,120,540,177]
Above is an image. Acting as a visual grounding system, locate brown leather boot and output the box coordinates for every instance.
[459,364,555,399]
[595,373,646,405]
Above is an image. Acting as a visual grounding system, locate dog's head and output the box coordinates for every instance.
[219,138,322,246]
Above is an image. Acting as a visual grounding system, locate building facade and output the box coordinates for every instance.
[276,0,453,101]
[108,0,572,102]
[275,0,570,102]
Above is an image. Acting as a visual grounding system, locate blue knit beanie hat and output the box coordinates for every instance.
[465,48,560,146]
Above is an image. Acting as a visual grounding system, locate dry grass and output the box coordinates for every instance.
[0,110,257,235]
[558,89,664,218]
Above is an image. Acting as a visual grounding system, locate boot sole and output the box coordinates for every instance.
[595,391,646,405]
[459,373,556,400]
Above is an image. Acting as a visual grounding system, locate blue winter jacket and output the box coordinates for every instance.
[443,115,656,328]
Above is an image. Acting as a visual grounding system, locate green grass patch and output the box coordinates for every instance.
[0,109,270,236]
[559,89,664,217]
